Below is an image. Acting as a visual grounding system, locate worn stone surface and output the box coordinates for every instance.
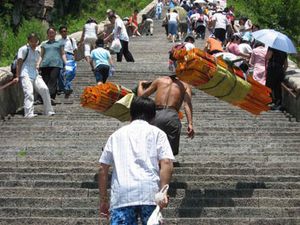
[0,4,300,225]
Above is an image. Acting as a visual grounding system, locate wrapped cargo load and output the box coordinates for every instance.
[174,48,272,115]
[81,82,134,121]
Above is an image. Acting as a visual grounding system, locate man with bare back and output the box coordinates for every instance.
[138,75,194,155]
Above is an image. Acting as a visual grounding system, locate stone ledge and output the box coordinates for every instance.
[282,60,300,122]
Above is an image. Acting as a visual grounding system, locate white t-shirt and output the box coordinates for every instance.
[190,13,209,27]
[185,42,195,51]
[239,43,252,55]
[17,45,40,80]
[84,22,98,40]
[99,120,175,210]
[212,12,228,30]
[60,37,78,54]
[114,17,129,42]
[156,2,163,12]
[169,12,178,22]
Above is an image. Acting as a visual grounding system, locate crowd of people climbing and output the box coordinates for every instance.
[9,0,291,136]
[161,0,288,111]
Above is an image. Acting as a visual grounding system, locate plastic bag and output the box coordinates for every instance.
[109,66,115,77]
[147,185,169,225]
[64,60,77,82]
[110,39,122,53]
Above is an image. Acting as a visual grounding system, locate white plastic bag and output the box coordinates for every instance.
[109,66,115,77]
[110,39,122,53]
[147,185,169,225]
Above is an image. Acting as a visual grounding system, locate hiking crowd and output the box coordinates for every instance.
[161,0,288,111]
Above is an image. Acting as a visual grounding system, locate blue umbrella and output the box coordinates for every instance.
[252,29,297,54]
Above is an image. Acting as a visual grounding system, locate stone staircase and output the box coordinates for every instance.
[0,17,300,225]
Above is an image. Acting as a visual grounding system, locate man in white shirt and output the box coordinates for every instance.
[58,26,78,98]
[211,6,228,43]
[99,96,174,224]
[13,33,54,118]
[106,14,135,62]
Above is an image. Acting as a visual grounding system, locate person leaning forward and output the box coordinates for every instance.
[99,96,174,224]
[138,75,194,155]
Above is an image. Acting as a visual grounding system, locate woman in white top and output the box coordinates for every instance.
[168,9,179,43]
[79,18,98,65]
[13,33,55,118]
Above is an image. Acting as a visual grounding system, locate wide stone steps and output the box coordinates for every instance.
[1,6,300,225]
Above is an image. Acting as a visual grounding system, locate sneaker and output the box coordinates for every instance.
[25,114,38,118]
[64,89,73,95]
[65,93,70,99]
[57,90,64,95]
[46,111,55,116]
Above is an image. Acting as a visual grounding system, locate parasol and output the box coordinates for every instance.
[252,29,297,54]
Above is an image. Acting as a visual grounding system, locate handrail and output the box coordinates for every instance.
[0,68,16,90]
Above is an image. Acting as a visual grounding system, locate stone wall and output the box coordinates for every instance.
[12,0,55,26]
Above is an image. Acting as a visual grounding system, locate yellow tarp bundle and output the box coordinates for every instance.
[197,65,251,103]
[174,48,272,115]
[81,82,133,121]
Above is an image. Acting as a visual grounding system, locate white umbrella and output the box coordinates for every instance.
[252,29,297,54]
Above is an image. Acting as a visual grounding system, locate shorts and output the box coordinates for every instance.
[168,21,178,35]
[94,64,110,83]
[110,205,156,225]
[152,108,181,155]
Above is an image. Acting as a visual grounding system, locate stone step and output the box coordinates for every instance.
[2,154,300,163]
[2,148,300,158]
[1,172,300,183]
[1,179,300,189]
[1,187,299,198]
[2,146,300,154]
[2,126,300,134]
[1,166,299,176]
[0,206,299,218]
[0,217,299,225]
[2,160,299,169]
[1,196,300,208]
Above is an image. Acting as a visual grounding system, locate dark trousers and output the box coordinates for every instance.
[117,40,134,62]
[266,66,285,105]
[40,67,60,100]
[214,28,226,43]
[196,24,206,39]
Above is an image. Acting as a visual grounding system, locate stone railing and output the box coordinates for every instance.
[282,60,300,121]
[0,0,156,119]
[0,68,24,119]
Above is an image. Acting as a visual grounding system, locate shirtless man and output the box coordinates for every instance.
[138,75,194,155]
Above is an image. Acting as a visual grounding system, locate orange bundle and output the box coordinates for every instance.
[80,82,131,112]
[173,48,272,115]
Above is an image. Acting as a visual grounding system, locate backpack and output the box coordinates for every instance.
[169,43,186,61]
[11,46,29,77]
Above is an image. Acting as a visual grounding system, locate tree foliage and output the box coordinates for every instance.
[0,0,152,66]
